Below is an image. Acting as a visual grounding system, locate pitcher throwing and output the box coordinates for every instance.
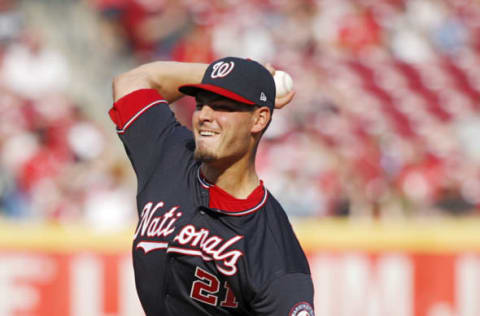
[109,57,314,316]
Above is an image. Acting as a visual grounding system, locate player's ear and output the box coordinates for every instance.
[251,106,271,134]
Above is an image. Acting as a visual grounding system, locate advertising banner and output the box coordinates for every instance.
[1,219,479,316]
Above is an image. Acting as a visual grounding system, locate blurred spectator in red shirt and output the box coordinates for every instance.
[338,6,383,55]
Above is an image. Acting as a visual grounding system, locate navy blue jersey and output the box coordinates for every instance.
[109,89,314,316]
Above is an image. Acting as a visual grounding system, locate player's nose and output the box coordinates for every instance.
[197,104,214,121]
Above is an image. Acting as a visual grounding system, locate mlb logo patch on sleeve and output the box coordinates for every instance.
[290,302,314,316]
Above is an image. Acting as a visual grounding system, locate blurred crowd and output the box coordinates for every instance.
[1,0,480,226]
[0,0,136,228]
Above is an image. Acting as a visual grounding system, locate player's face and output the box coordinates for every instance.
[192,92,257,163]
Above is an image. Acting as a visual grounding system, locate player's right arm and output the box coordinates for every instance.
[109,62,207,191]
[112,61,207,103]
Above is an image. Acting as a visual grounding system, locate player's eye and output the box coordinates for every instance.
[211,104,234,112]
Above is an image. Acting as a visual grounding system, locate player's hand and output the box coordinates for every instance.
[274,90,295,109]
[265,63,295,110]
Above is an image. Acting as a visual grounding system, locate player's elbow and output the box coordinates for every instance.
[112,70,151,102]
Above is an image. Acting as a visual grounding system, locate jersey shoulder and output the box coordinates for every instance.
[263,193,311,273]
[240,192,311,282]
[232,192,312,308]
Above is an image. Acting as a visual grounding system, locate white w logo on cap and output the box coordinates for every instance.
[211,61,235,78]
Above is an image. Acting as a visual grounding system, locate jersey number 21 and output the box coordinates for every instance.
[190,267,238,308]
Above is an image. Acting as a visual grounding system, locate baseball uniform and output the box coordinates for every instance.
[109,57,314,316]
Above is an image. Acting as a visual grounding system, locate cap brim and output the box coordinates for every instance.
[179,84,255,105]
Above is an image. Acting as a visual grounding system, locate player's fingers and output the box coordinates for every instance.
[275,90,295,109]
[265,63,276,76]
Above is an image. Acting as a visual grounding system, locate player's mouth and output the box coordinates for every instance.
[198,130,220,137]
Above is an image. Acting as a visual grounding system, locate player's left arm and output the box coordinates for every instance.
[252,273,315,316]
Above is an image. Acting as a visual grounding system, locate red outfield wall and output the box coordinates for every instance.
[1,219,480,316]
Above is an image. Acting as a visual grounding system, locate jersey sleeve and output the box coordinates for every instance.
[109,89,194,191]
[251,273,315,316]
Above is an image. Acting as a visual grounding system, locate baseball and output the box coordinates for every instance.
[273,70,293,98]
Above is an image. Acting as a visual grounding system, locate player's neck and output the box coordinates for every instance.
[201,158,259,199]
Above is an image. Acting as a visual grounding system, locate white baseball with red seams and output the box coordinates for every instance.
[273,70,293,98]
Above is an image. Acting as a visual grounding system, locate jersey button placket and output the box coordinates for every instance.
[197,205,208,216]
[199,184,210,208]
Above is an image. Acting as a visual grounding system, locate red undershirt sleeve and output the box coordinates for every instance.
[109,89,167,132]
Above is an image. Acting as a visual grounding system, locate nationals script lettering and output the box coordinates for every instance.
[135,201,244,276]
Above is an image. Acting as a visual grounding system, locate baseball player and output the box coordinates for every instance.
[109,57,314,316]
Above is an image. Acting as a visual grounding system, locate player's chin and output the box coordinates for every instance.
[193,148,218,162]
